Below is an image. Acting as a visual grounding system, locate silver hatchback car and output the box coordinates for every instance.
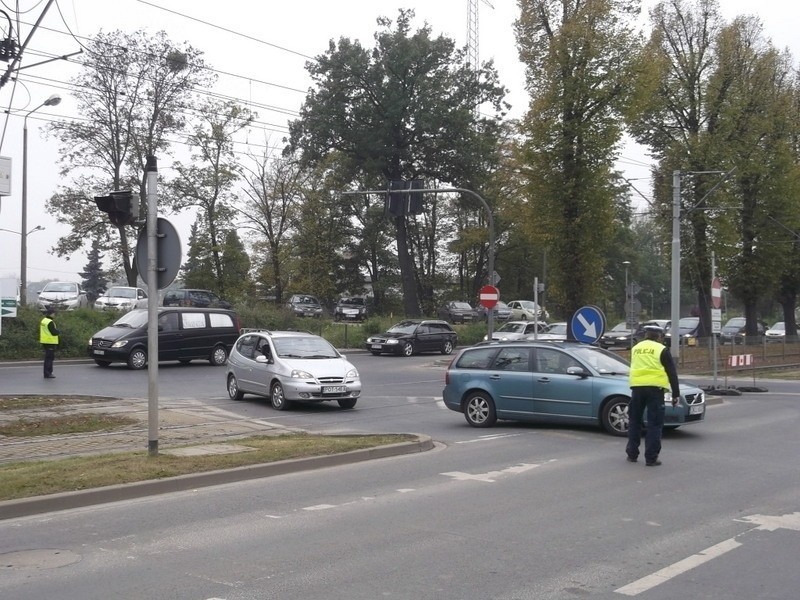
[226,329,361,410]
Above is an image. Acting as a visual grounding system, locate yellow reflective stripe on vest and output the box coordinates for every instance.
[629,339,668,388]
[40,318,59,345]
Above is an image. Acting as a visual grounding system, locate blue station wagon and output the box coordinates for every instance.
[442,341,706,436]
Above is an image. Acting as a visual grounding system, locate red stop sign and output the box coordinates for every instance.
[479,285,500,309]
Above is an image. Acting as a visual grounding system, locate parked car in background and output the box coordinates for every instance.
[366,319,457,356]
[477,300,513,322]
[483,320,548,341]
[765,321,799,342]
[665,316,700,345]
[163,288,231,309]
[87,307,240,369]
[442,340,706,436]
[226,329,361,410]
[719,317,766,345]
[533,321,568,341]
[286,294,324,318]
[599,321,634,349]
[631,319,671,344]
[437,301,478,324]
[507,299,549,321]
[36,281,89,311]
[334,296,368,322]
[94,286,147,312]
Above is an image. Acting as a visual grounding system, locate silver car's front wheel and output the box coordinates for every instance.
[271,381,289,411]
[227,374,244,401]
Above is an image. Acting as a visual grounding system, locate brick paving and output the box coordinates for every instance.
[0,396,294,463]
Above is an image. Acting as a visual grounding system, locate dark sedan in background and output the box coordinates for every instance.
[437,301,478,324]
[366,319,458,356]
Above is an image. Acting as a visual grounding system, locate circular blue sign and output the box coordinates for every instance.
[570,305,606,344]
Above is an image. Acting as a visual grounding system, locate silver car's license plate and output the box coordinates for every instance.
[322,386,347,394]
[689,405,704,415]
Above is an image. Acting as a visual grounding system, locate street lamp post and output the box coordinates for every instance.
[622,260,631,348]
[20,93,61,306]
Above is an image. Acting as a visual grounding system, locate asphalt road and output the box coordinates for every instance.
[1,356,798,599]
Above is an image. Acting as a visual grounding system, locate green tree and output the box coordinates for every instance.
[78,237,108,304]
[168,100,254,298]
[513,0,643,323]
[181,218,216,290]
[219,230,252,302]
[47,30,213,286]
[287,9,507,316]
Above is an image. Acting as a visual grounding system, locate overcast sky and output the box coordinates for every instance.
[0,0,797,288]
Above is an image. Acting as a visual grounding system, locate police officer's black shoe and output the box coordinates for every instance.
[44,374,56,379]
[645,459,662,466]
[626,456,637,463]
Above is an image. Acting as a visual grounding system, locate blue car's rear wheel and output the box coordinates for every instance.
[463,391,497,427]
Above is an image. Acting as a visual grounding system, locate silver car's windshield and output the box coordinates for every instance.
[571,345,630,375]
[273,336,339,358]
[42,282,77,293]
[497,322,525,333]
[106,287,136,299]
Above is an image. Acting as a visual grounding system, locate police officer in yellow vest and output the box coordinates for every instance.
[626,324,680,466]
[40,306,60,379]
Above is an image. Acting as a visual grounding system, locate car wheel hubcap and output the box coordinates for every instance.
[213,348,226,364]
[467,399,488,423]
[609,404,629,433]
[228,377,237,397]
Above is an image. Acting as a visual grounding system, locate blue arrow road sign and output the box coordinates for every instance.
[571,305,606,344]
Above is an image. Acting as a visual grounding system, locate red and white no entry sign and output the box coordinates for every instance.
[711,277,722,309]
[479,285,499,309]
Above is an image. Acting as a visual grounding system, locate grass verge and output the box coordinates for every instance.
[0,433,414,501]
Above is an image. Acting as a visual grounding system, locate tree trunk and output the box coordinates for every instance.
[394,214,420,316]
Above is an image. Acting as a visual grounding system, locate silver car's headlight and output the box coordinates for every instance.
[291,369,314,379]
[346,368,359,379]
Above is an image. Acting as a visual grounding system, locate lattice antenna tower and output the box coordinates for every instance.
[466,0,494,116]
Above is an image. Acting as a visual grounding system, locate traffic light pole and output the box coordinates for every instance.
[342,186,496,336]
[146,156,159,456]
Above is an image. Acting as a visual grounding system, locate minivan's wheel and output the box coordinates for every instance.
[463,391,497,427]
[338,398,357,409]
[441,340,454,355]
[271,381,290,411]
[227,374,244,401]
[127,348,147,370]
[401,342,414,357]
[94,359,111,367]
[601,396,630,436]
[209,345,228,366]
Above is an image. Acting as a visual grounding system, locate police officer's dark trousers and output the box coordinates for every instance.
[43,345,56,377]
[626,386,665,463]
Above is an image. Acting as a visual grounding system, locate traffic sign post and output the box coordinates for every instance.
[711,277,722,309]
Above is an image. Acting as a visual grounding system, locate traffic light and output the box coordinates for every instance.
[94,190,138,226]
[407,179,424,215]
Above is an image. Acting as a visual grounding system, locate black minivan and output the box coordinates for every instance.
[87,308,240,369]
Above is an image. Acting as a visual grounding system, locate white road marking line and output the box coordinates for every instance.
[441,462,546,483]
[302,504,337,511]
[736,511,800,531]
[455,433,521,444]
[615,538,741,596]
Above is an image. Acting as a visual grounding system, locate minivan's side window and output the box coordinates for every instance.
[209,312,234,328]
[158,312,179,332]
[182,312,207,329]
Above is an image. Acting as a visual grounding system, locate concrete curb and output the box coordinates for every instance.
[0,435,434,520]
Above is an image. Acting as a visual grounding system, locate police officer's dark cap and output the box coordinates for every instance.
[643,324,663,333]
